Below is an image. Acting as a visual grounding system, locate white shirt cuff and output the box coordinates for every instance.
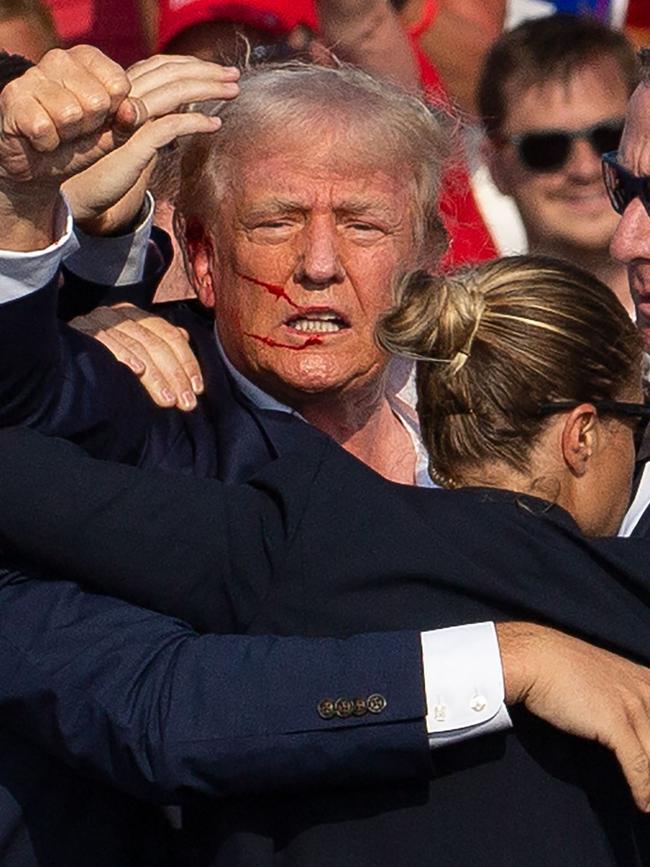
[421,622,511,748]
[65,191,154,286]
[0,196,79,303]
[619,461,650,536]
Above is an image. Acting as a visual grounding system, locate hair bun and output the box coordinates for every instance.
[377,268,485,376]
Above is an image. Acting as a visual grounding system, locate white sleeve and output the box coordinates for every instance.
[0,197,78,304]
[64,192,155,287]
[421,622,511,748]
[618,462,650,536]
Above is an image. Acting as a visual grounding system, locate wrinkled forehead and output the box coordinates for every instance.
[220,112,419,213]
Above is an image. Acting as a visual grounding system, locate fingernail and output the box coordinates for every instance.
[161,388,175,403]
[191,375,204,393]
[181,391,196,409]
[128,357,145,374]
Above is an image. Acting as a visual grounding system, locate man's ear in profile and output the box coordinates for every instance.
[177,212,218,309]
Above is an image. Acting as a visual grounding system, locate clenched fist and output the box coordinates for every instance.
[0,46,239,248]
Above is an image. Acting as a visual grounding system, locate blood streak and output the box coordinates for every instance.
[245,333,323,350]
[236,272,300,309]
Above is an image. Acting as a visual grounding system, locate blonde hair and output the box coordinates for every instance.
[377,256,643,485]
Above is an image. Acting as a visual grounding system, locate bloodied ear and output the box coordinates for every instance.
[177,214,217,309]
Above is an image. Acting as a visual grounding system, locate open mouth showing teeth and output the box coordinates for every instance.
[286,312,349,334]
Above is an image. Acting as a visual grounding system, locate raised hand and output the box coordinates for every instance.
[0,45,135,187]
[0,47,239,248]
[63,54,240,234]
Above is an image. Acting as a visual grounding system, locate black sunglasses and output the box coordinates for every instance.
[539,399,650,452]
[502,118,625,173]
[602,151,650,217]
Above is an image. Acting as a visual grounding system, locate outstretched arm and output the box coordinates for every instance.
[0,563,429,802]
[3,426,650,809]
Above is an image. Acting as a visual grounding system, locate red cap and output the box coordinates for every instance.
[158,0,318,51]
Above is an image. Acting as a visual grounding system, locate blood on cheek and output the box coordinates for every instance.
[235,271,323,351]
[236,271,300,309]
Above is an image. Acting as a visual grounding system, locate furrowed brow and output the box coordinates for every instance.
[243,198,305,220]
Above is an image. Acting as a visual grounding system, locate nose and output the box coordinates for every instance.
[294,216,345,290]
[565,137,601,181]
[610,198,650,265]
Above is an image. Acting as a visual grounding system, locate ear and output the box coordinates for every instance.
[560,405,598,477]
[177,214,218,309]
[482,136,513,197]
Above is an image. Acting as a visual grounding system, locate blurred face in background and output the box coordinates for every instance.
[0,12,57,61]
[487,55,629,254]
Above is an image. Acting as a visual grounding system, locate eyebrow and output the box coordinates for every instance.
[242,197,399,222]
[241,198,306,220]
[333,199,398,220]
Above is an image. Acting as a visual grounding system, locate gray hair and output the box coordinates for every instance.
[175,61,453,267]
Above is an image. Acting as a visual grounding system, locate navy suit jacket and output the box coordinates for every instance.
[3,428,650,866]
[0,277,431,865]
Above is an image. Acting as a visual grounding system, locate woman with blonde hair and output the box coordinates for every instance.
[379,254,646,536]
[2,255,650,866]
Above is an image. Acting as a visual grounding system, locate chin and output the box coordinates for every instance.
[267,352,382,400]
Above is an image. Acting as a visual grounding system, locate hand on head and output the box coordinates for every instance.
[0,46,240,244]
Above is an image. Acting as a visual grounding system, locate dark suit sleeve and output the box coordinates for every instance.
[57,226,172,321]
[0,565,429,802]
[0,279,185,464]
[0,426,286,631]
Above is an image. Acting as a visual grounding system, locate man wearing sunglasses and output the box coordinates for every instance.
[479,14,638,314]
[608,50,650,537]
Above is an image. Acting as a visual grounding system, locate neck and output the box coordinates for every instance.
[295,378,417,484]
[530,237,634,316]
[460,454,575,519]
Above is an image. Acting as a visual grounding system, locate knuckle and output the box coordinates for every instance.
[140,330,166,351]
[68,44,100,62]
[43,47,70,66]
[84,90,111,114]
[1,79,19,102]
[59,103,84,124]
[172,367,189,384]
[634,754,650,777]
[106,77,130,99]
[145,370,166,390]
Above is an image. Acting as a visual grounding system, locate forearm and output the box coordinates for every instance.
[0,565,430,801]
